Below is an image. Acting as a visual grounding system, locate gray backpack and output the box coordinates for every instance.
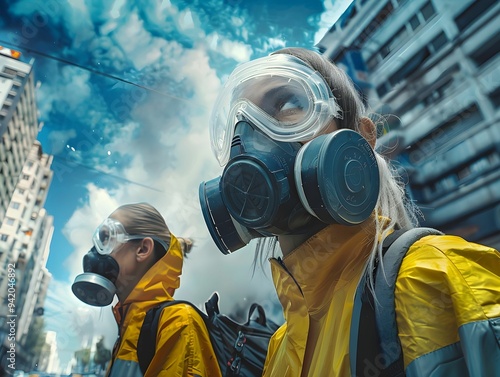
[350,227,443,377]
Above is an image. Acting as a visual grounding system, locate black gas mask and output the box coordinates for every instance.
[199,120,380,254]
[71,247,119,307]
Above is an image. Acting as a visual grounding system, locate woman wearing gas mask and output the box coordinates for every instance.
[72,203,222,377]
[199,48,500,376]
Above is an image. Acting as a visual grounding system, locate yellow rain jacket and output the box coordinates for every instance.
[106,235,222,377]
[263,223,500,377]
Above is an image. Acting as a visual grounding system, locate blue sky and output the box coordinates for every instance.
[0,0,353,370]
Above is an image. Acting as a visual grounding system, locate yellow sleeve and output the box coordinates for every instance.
[395,235,500,368]
[146,304,222,377]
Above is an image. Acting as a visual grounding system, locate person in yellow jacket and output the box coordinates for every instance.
[72,202,222,377]
[198,47,500,376]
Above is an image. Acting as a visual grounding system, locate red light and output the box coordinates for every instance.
[0,46,22,59]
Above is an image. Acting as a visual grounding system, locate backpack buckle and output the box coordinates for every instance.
[229,356,242,373]
[234,331,246,352]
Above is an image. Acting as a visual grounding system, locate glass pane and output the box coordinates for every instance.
[409,14,421,30]
[421,2,436,21]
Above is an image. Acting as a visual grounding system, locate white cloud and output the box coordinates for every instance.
[112,12,166,70]
[62,184,120,279]
[217,38,253,63]
[109,0,126,19]
[46,129,77,155]
[37,66,92,120]
[179,9,195,30]
[262,37,287,52]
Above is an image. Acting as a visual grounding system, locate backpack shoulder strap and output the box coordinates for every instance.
[137,300,207,375]
[350,227,443,377]
[375,227,443,373]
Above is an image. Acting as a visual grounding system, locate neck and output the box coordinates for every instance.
[278,221,328,256]
[116,267,149,303]
[278,233,315,256]
[116,284,134,303]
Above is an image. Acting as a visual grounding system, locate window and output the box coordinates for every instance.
[409,14,420,30]
[5,218,15,226]
[376,82,390,98]
[420,2,435,21]
[403,104,483,165]
[421,79,453,107]
[430,32,448,53]
[22,174,29,180]
[367,2,437,71]
[2,67,16,76]
[0,234,7,242]
[11,202,20,209]
[389,47,431,86]
[352,2,394,48]
[454,0,496,31]
[489,88,500,108]
[469,32,500,68]
[18,188,25,194]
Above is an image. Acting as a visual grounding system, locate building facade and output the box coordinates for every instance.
[0,139,54,329]
[0,48,39,223]
[0,140,54,372]
[317,0,499,249]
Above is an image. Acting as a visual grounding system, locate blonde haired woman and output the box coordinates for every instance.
[199,47,500,376]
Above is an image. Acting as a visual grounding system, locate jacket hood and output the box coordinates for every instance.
[123,233,184,305]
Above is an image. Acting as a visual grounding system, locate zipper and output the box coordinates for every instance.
[272,257,304,297]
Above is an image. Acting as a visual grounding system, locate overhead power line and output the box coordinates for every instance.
[0,39,195,105]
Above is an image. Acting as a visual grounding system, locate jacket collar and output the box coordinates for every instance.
[270,220,374,320]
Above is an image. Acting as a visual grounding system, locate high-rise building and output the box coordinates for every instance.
[0,47,39,223]
[317,0,499,249]
[0,140,54,371]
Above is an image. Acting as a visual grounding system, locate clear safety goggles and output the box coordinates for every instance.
[210,54,343,166]
[92,218,169,255]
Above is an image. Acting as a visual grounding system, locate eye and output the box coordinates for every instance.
[99,228,110,244]
[278,95,303,111]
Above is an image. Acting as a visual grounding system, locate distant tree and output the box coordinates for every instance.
[74,348,91,372]
[93,336,111,372]
[23,316,46,368]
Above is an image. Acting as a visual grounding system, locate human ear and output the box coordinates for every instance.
[359,117,376,149]
[136,237,155,262]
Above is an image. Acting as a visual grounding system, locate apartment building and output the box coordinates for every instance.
[317,0,499,248]
[0,139,54,332]
[0,47,39,223]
